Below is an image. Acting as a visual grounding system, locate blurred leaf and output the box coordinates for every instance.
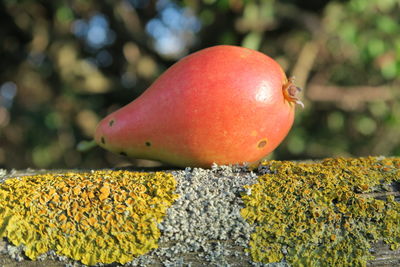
[56,6,74,23]
[367,39,385,58]
[199,9,215,26]
[287,130,306,155]
[377,16,398,34]
[242,31,261,50]
[381,60,397,79]
[368,101,389,118]
[376,0,398,12]
[75,109,99,137]
[219,31,237,45]
[327,112,345,131]
[45,112,61,129]
[77,140,97,152]
[339,22,357,44]
[356,116,377,136]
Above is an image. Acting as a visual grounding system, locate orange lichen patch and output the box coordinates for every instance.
[0,171,178,265]
[241,157,400,266]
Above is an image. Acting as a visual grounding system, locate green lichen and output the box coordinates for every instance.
[0,170,178,265]
[241,157,400,267]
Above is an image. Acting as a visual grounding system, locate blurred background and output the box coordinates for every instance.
[0,0,399,169]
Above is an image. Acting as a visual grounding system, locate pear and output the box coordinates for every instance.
[94,45,301,167]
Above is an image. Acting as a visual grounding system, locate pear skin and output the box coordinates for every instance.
[95,45,298,167]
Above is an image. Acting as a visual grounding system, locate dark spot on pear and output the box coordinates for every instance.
[101,137,106,144]
[258,139,267,148]
[109,120,115,127]
[145,141,151,147]
[119,152,127,156]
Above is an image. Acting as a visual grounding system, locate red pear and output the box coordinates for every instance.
[94,45,302,167]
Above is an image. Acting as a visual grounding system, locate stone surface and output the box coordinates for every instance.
[0,164,399,267]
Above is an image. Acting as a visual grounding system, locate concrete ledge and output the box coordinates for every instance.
[0,158,399,266]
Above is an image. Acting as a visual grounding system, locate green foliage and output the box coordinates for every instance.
[325,0,400,82]
[0,0,399,168]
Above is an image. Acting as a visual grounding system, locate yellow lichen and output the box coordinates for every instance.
[241,157,400,267]
[0,171,178,265]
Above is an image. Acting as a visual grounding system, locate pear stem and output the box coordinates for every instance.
[283,76,304,108]
[77,140,98,152]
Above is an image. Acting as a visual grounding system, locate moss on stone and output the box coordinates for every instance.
[241,157,400,267]
[0,170,178,265]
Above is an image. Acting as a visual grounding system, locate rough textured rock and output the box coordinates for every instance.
[0,161,399,267]
[131,165,286,266]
